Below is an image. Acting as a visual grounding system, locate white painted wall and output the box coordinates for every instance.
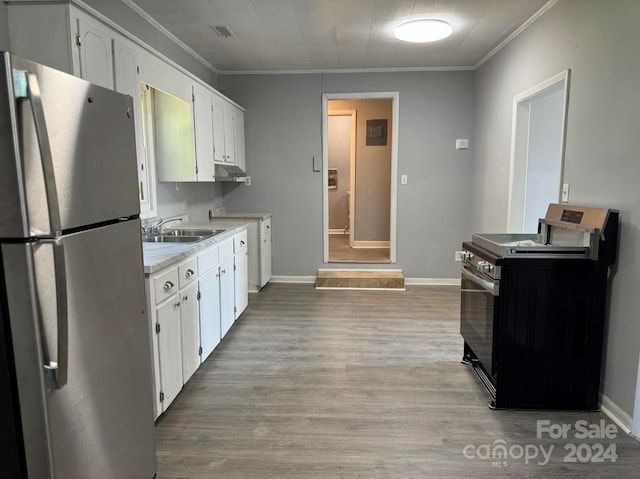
[473,0,640,419]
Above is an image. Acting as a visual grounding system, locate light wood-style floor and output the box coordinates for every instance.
[329,233,390,263]
[155,284,640,478]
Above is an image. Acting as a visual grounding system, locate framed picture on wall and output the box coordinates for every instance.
[366,119,387,146]
[328,168,338,190]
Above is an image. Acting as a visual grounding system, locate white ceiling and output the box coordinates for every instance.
[129,0,551,73]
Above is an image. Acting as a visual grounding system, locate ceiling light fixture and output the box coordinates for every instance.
[394,19,452,43]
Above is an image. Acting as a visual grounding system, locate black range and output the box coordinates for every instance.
[460,204,619,410]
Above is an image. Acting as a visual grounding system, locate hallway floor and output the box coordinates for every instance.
[328,233,390,263]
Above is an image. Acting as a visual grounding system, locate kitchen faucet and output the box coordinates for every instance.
[148,215,184,234]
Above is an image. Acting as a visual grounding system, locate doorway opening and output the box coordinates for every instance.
[322,93,399,264]
[508,70,570,232]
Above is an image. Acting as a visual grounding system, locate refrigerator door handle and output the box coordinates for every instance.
[13,69,63,236]
[38,238,68,389]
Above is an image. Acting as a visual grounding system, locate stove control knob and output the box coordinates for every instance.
[460,251,474,261]
[478,261,493,273]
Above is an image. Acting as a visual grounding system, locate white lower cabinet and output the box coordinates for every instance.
[198,270,221,361]
[155,291,182,415]
[219,257,235,338]
[234,232,249,318]
[179,282,200,384]
[145,229,248,419]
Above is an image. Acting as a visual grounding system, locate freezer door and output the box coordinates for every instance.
[0,53,139,238]
[3,220,156,478]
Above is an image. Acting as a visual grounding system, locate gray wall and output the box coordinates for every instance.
[473,0,640,417]
[219,71,474,278]
[0,3,9,51]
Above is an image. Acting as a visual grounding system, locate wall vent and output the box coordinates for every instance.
[211,25,235,39]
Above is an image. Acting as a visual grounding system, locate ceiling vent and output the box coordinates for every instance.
[211,25,235,39]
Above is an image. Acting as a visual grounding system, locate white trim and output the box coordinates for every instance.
[404,278,461,286]
[219,66,474,75]
[329,229,347,235]
[506,69,570,232]
[633,353,640,437]
[122,0,219,74]
[354,241,390,248]
[270,275,316,284]
[474,0,561,69]
[322,92,399,264]
[601,394,633,436]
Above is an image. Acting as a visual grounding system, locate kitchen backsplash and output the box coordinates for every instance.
[156,182,224,223]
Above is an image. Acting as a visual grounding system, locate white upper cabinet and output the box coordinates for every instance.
[113,39,155,217]
[212,96,227,164]
[213,96,246,170]
[75,15,114,89]
[234,109,246,173]
[192,84,215,182]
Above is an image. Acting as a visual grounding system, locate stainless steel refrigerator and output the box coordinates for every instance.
[0,53,156,478]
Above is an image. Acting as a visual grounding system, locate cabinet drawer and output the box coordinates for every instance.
[178,258,198,289]
[198,246,219,276]
[153,267,179,304]
[263,218,271,235]
[219,239,234,262]
[234,230,248,252]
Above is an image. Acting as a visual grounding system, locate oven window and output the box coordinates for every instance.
[461,276,494,341]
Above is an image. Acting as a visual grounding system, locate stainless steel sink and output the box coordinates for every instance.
[162,228,227,237]
[143,235,203,243]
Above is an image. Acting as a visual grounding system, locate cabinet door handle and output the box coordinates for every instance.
[221,269,226,274]
[240,240,245,246]
[183,295,188,303]
[266,225,270,230]
[163,281,174,292]
[185,268,195,279]
[173,302,180,309]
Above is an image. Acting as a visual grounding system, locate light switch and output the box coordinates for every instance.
[456,139,469,150]
[562,183,570,203]
[401,174,408,185]
[312,156,321,172]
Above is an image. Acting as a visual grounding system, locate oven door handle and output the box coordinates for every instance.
[462,266,499,296]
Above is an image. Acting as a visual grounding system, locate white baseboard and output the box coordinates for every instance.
[405,278,461,286]
[329,229,347,235]
[601,394,633,435]
[354,240,390,248]
[271,274,460,287]
[270,275,316,284]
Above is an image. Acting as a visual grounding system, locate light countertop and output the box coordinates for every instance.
[142,223,247,274]
[212,212,271,221]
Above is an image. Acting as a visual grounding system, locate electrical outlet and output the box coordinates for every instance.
[401,174,408,185]
[562,183,570,203]
[454,251,463,262]
[245,176,252,186]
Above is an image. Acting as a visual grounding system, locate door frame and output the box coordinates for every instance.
[328,110,357,247]
[507,69,570,232]
[322,92,399,263]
